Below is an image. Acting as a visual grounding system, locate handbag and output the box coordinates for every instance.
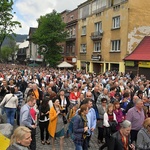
[108,120,117,133]
[62,115,67,124]
[2,94,13,107]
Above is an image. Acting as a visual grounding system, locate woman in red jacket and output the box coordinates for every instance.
[69,86,80,104]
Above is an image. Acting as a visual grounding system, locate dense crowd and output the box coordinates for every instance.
[0,63,150,150]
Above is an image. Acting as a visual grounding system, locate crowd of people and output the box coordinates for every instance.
[0,63,150,150]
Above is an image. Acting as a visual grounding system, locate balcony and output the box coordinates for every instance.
[66,35,76,41]
[91,31,103,41]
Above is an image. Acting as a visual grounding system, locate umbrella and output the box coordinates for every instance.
[28,63,39,67]
[57,61,73,68]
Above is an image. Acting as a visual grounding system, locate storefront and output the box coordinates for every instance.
[124,36,150,79]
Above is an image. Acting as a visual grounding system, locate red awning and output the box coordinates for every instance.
[124,36,150,61]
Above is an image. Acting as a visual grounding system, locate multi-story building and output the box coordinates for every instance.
[60,10,70,63]
[77,0,150,74]
[65,8,78,68]
[60,9,78,68]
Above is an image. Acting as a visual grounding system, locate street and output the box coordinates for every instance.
[36,125,100,150]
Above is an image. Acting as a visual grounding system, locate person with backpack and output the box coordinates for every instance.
[73,104,89,150]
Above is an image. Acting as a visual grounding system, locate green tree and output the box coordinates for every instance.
[0,0,21,60]
[32,10,68,67]
[1,46,12,62]
[8,39,19,62]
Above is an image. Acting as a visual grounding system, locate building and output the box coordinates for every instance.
[65,8,78,68]
[17,41,29,64]
[124,36,150,79]
[77,0,150,74]
[27,27,43,64]
[60,9,78,69]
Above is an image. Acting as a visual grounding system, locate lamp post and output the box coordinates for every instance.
[31,44,48,74]
[38,44,48,67]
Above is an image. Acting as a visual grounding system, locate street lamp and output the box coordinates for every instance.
[38,44,48,67]
[31,44,48,74]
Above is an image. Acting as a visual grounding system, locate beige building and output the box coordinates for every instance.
[77,0,150,74]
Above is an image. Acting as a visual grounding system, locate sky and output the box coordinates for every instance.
[12,0,86,35]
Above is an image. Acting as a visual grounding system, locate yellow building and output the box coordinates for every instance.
[77,0,150,74]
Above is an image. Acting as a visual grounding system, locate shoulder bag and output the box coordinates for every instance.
[3,94,13,107]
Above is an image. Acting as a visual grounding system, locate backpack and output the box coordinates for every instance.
[68,115,82,140]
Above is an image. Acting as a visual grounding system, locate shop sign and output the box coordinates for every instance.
[139,61,150,68]
[125,61,134,66]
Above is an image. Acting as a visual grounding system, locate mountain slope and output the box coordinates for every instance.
[2,34,28,46]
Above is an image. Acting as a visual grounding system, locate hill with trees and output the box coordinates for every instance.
[2,34,28,46]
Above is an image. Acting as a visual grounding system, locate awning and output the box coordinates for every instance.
[124,36,150,61]
[57,61,73,68]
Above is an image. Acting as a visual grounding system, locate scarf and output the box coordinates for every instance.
[81,114,88,139]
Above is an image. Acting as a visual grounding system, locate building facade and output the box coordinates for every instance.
[76,0,150,74]
[27,27,43,64]
[60,9,78,68]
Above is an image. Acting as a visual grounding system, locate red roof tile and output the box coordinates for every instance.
[124,36,150,61]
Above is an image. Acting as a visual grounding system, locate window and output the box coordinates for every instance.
[70,28,73,37]
[73,26,75,35]
[112,16,120,29]
[95,22,102,33]
[61,45,64,53]
[72,44,75,53]
[70,15,74,20]
[80,44,86,53]
[82,26,86,35]
[66,45,69,53]
[111,40,121,52]
[94,42,101,52]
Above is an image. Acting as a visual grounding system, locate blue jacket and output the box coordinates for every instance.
[73,114,84,141]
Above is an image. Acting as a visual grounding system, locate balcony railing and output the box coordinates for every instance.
[66,35,76,41]
[91,31,103,40]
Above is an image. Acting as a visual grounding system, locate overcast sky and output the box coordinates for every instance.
[13,0,85,34]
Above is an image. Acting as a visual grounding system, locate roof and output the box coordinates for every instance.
[19,41,29,49]
[28,27,37,35]
[124,36,150,61]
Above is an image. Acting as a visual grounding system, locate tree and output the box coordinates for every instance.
[1,39,19,62]
[1,46,12,62]
[32,10,68,67]
[8,39,19,62]
[0,0,21,60]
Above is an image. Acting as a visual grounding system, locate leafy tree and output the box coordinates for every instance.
[1,46,12,62]
[8,39,19,62]
[0,0,21,60]
[32,10,68,67]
